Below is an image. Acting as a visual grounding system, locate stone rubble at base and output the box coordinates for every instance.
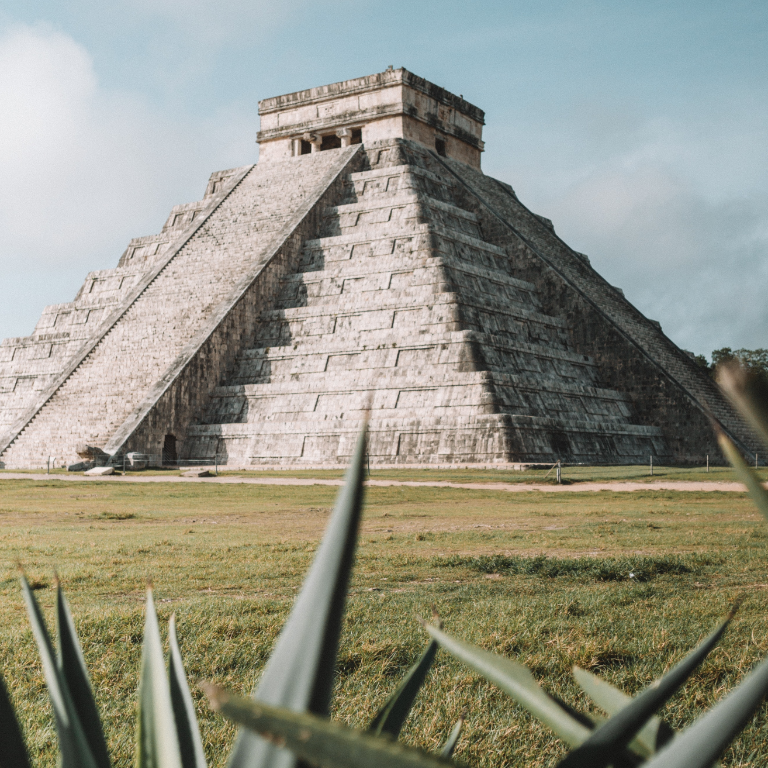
[0,68,758,469]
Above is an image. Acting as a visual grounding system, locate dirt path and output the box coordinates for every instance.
[0,472,753,493]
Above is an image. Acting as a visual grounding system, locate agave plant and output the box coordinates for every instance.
[4,387,768,768]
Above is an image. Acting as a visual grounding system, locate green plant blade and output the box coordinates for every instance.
[0,671,31,768]
[642,651,768,768]
[421,622,590,747]
[369,639,439,737]
[558,607,737,768]
[21,575,99,768]
[439,716,464,759]
[169,614,207,768]
[228,426,368,768]
[573,667,665,757]
[206,684,455,768]
[718,432,768,523]
[56,585,112,768]
[717,362,768,450]
[136,588,183,768]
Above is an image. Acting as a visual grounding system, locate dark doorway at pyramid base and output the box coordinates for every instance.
[162,434,177,466]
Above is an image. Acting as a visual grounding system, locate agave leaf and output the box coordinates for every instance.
[227,426,368,768]
[718,432,768,523]
[21,575,99,768]
[421,622,590,747]
[169,614,207,768]
[56,585,112,768]
[205,683,455,768]
[0,671,31,768]
[439,716,464,759]
[369,639,439,737]
[642,651,768,768]
[136,588,182,768]
[717,362,768,450]
[573,667,662,757]
[557,606,738,768]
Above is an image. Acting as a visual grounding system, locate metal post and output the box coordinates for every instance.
[650,455,653,477]
[123,454,126,475]
[556,460,561,484]
[47,457,50,475]
[215,453,218,476]
[706,454,709,473]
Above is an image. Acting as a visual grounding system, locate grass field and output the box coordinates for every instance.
[1,478,767,767]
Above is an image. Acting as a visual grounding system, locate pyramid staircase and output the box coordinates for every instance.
[183,142,666,465]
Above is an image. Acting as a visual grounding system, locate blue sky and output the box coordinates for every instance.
[0,0,766,356]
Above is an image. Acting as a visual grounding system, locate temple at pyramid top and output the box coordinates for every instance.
[257,67,485,168]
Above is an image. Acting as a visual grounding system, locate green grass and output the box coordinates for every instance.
[0,479,766,767]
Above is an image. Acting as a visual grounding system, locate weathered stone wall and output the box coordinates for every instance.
[432,150,757,462]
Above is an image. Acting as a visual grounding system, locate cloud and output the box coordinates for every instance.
[0,24,258,338]
[547,161,768,353]
[501,110,768,357]
[120,0,358,48]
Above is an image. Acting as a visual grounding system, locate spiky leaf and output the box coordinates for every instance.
[369,639,439,737]
[573,668,667,757]
[421,622,590,747]
[228,427,368,768]
[169,614,207,768]
[718,432,768,523]
[56,585,112,768]
[0,671,31,768]
[136,588,182,768]
[21,575,99,768]
[206,684,455,768]
[440,716,464,759]
[559,606,737,768]
[642,652,768,768]
[717,362,768,449]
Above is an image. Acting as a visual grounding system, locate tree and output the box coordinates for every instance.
[711,348,768,378]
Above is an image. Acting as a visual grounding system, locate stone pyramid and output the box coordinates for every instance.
[0,68,757,468]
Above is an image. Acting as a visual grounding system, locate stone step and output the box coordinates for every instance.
[185,410,664,467]
[285,252,538,300]
[201,382,634,427]
[267,278,563,330]
[255,299,569,350]
[212,367,629,403]
[192,411,663,438]
[241,327,592,365]
[328,196,483,240]
[343,164,460,206]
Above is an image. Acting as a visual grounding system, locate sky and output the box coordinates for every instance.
[0,0,766,358]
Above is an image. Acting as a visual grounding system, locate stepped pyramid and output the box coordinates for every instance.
[0,68,758,468]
